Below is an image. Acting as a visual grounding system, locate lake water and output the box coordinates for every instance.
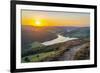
[42,35,77,46]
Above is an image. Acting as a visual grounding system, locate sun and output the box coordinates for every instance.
[34,20,43,27]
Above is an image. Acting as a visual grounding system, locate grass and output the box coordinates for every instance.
[22,47,66,63]
[22,51,55,62]
[22,39,89,63]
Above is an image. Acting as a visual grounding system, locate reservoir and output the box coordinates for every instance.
[42,34,77,46]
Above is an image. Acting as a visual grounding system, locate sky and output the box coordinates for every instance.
[21,10,90,27]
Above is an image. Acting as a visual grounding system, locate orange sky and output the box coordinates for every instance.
[21,10,90,27]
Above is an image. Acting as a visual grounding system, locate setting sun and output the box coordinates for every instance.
[35,20,42,26]
[32,20,44,27]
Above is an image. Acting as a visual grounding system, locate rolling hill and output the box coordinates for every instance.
[62,27,90,38]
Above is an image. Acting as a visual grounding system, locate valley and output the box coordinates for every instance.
[21,25,90,63]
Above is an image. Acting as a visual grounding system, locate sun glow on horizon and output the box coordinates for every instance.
[33,20,43,27]
[22,10,90,27]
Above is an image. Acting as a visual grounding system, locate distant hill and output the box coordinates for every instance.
[21,25,80,48]
[21,25,89,51]
[63,27,90,38]
[21,25,58,49]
